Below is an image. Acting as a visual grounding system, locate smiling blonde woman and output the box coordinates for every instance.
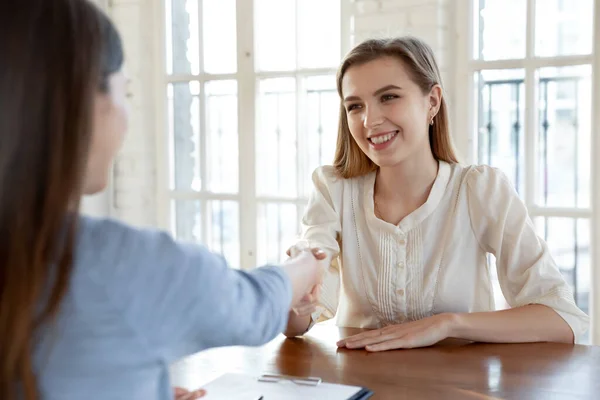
[285,36,589,351]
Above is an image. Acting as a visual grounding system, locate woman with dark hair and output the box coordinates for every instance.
[0,1,324,399]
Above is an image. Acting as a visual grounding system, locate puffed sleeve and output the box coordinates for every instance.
[466,165,589,343]
[295,166,343,325]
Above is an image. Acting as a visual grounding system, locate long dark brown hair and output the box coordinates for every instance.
[333,36,459,179]
[0,1,123,398]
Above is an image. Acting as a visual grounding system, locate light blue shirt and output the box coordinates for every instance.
[33,216,292,399]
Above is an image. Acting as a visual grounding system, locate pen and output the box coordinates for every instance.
[257,397,263,400]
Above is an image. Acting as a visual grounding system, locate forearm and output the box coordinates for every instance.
[284,311,311,338]
[450,304,574,344]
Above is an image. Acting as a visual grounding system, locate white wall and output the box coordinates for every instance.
[107,0,160,227]
[80,0,113,218]
[350,0,466,159]
[81,190,112,218]
[105,0,458,227]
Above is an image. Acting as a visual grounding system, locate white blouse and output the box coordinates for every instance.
[298,161,589,342]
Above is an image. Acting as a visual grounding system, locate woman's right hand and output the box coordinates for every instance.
[280,247,326,310]
[292,283,320,316]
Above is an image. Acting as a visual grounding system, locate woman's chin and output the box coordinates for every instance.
[82,178,108,196]
[370,153,408,169]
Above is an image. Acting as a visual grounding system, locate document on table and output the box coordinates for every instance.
[200,373,373,400]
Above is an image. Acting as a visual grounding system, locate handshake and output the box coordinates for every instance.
[280,242,328,318]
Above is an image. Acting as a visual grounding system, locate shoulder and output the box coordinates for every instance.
[309,165,375,209]
[311,165,373,190]
[76,215,178,257]
[77,214,149,239]
[459,164,524,224]
[311,165,341,186]
[310,165,345,199]
[463,164,516,196]
[74,215,211,279]
[73,215,237,310]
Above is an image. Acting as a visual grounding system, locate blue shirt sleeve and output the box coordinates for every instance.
[78,216,293,362]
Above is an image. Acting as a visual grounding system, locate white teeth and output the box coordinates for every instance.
[371,131,397,145]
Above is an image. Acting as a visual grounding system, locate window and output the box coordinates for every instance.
[162,0,343,269]
[463,0,597,328]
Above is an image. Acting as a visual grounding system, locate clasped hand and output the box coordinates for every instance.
[286,243,326,317]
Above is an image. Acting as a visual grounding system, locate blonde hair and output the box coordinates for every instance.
[333,36,459,179]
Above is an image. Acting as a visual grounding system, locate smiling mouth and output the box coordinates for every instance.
[368,130,398,145]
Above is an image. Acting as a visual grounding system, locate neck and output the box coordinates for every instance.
[375,147,439,202]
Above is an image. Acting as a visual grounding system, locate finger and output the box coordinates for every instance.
[294,309,315,317]
[191,389,207,399]
[297,289,317,304]
[297,286,318,305]
[365,338,414,352]
[339,327,407,349]
[311,248,327,260]
[336,328,388,347]
[293,300,317,314]
[294,305,316,316]
[179,389,207,400]
[303,289,317,303]
[310,284,320,297]
[294,296,316,307]
[307,286,321,305]
[288,240,310,258]
[299,293,311,302]
[349,323,433,349]
[174,387,190,397]
[345,331,404,349]
[338,319,428,347]
[287,245,301,258]
[287,243,308,258]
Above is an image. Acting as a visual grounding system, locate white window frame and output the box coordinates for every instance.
[454,0,600,344]
[154,0,353,270]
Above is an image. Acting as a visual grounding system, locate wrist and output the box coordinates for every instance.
[284,312,311,338]
[444,312,465,338]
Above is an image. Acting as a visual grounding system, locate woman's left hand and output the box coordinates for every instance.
[173,387,206,400]
[336,313,457,352]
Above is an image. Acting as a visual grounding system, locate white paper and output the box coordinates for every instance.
[200,373,364,400]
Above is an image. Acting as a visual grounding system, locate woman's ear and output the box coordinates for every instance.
[428,84,442,118]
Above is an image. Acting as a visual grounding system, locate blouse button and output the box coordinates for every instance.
[396,289,405,296]
[397,261,405,269]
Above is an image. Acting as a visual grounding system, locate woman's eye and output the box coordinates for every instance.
[347,104,361,112]
[381,94,397,102]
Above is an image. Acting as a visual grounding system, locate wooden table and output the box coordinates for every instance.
[170,324,600,399]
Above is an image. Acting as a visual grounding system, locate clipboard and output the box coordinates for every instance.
[200,372,374,399]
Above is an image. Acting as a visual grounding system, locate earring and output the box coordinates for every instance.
[429,118,434,126]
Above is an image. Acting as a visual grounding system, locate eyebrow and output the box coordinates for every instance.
[343,84,403,102]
